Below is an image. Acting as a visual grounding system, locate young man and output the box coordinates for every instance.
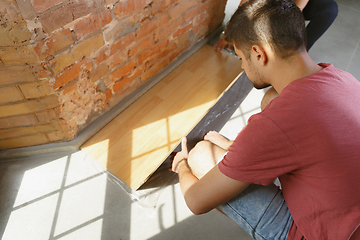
[215,0,338,52]
[172,0,360,239]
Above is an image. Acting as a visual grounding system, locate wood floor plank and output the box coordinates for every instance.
[81,45,243,190]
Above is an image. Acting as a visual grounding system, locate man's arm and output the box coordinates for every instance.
[204,131,233,151]
[173,138,250,215]
[180,163,250,215]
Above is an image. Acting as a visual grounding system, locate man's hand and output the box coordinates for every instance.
[214,38,232,52]
[204,131,233,151]
[172,137,189,173]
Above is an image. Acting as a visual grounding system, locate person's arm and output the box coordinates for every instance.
[172,138,250,214]
[204,131,233,151]
[180,163,250,214]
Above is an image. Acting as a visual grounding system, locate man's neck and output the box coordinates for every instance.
[270,51,323,94]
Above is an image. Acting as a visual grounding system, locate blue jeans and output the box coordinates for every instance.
[303,0,338,50]
[218,183,293,240]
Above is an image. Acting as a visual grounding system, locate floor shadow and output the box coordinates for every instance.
[0,151,133,240]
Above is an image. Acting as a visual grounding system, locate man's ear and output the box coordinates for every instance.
[251,45,268,65]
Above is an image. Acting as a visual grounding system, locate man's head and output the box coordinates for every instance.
[225,0,306,60]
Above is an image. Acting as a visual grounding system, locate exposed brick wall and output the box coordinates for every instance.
[0,0,226,149]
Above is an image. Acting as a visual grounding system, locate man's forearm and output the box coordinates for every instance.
[177,161,199,197]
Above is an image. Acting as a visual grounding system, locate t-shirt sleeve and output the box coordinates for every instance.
[218,113,301,186]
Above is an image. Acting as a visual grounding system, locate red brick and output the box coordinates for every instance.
[0,65,37,86]
[39,6,74,33]
[128,45,139,57]
[0,21,32,46]
[68,0,103,19]
[136,18,158,39]
[0,0,23,22]
[0,45,39,65]
[16,0,37,20]
[169,3,182,20]
[156,41,176,61]
[47,131,65,142]
[199,0,212,12]
[35,108,59,123]
[157,13,170,29]
[89,63,109,83]
[107,50,129,70]
[105,88,113,101]
[138,39,167,64]
[193,17,211,36]
[113,63,144,92]
[111,32,136,55]
[133,5,152,23]
[72,34,105,60]
[172,37,190,59]
[49,50,72,74]
[103,15,136,41]
[112,77,133,93]
[171,0,197,19]
[51,34,103,74]
[74,10,112,39]
[0,95,59,118]
[39,0,101,33]
[0,86,24,104]
[176,31,190,46]
[137,13,169,40]
[0,114,38,128]
[184,6,199,22]
[47,125,74,141]
[110,60,136,81]
[32,0,69,13]
[135,0,148,10]
[61,80,77,95]
[105,0,118,6]
[34,29,74,60]
[34,62,52,80]
[172,23,192,38]
[194,12,207,26]
[114,0,135,17]
[53,59,92,89]
[138,35,153,51]
[19,81,53,99]
[141,57,169,81]
[151,0,172,15]
[0,122,62,140]
[94,44,111,66]
[154,17,182,41]
[0,133,49,149]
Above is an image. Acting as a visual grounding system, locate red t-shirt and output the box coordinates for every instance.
[218,64,360,239]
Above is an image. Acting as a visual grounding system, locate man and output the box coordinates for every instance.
[215,0,338,52]
[171,0,360,239]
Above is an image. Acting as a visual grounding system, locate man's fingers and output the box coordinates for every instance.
[181,137,187,153]
[171,137,188,173]
[171,152,179,172]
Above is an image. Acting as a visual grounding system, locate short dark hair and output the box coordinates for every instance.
[225,0,306,59]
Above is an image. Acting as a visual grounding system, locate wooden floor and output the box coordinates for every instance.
[81,44,243,190]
